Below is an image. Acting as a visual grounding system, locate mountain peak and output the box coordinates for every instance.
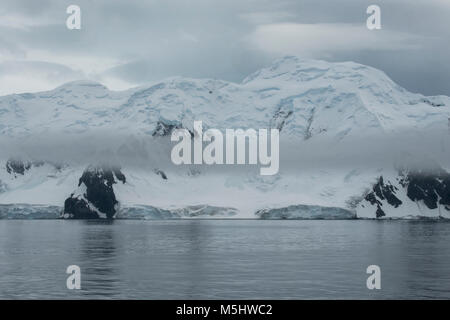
[0,57,448,141]
[55,80,109,92]
[243,55,389,85]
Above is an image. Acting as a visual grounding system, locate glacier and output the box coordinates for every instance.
[0,56,449,219]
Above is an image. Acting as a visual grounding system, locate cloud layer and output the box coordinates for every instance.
[0,0,449,96]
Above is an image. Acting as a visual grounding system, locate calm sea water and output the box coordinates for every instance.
[0,220,449,299]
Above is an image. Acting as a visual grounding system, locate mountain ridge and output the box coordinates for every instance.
[0,56,449,219]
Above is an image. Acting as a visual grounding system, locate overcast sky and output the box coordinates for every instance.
[0,0,449,96]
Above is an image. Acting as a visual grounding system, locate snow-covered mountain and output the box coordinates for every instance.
[0,56,449,219]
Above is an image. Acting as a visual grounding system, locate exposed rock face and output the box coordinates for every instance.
[154,169,168,180]
[63,166,126,219]
[271,106,293,132]
[364,176,402,218]
[152,120,182,137]
[360,165,450,218]
[152,120,194,137]
[6,159,31,176]
[403,168,450,210]
[5,159,51,177]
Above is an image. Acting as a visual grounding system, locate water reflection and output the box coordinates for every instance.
[401,221,450,298]
[183,220,212,298]
[78,220,121,297]
[1,220,450,299]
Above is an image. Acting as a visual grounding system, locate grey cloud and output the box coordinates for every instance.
[0,0,449,95]
[0,128,448,173]
[0,60,81,76]
[0,60,84,95]
[0,37,25,58]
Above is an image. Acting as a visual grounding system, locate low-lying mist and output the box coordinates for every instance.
[0,127,449,173]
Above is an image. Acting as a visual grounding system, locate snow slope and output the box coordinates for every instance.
[0,56,449,219]
[1,56,448,139]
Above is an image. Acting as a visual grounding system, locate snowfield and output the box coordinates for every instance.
[0,56,449,219]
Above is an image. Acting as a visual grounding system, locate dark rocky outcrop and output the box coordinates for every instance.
[362,165,450,218]
[420,98,445,108]
[152,120,182,137]
[271,108,293,132]
[402,167,450,210]
[5,159,56,177]
[154,169,168,180]
[6,159,31,176]
[64,196,98,219]
[112,168,126,184]
[152,120,194,137]
[63,166,126,219]
[364,176,402,218]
